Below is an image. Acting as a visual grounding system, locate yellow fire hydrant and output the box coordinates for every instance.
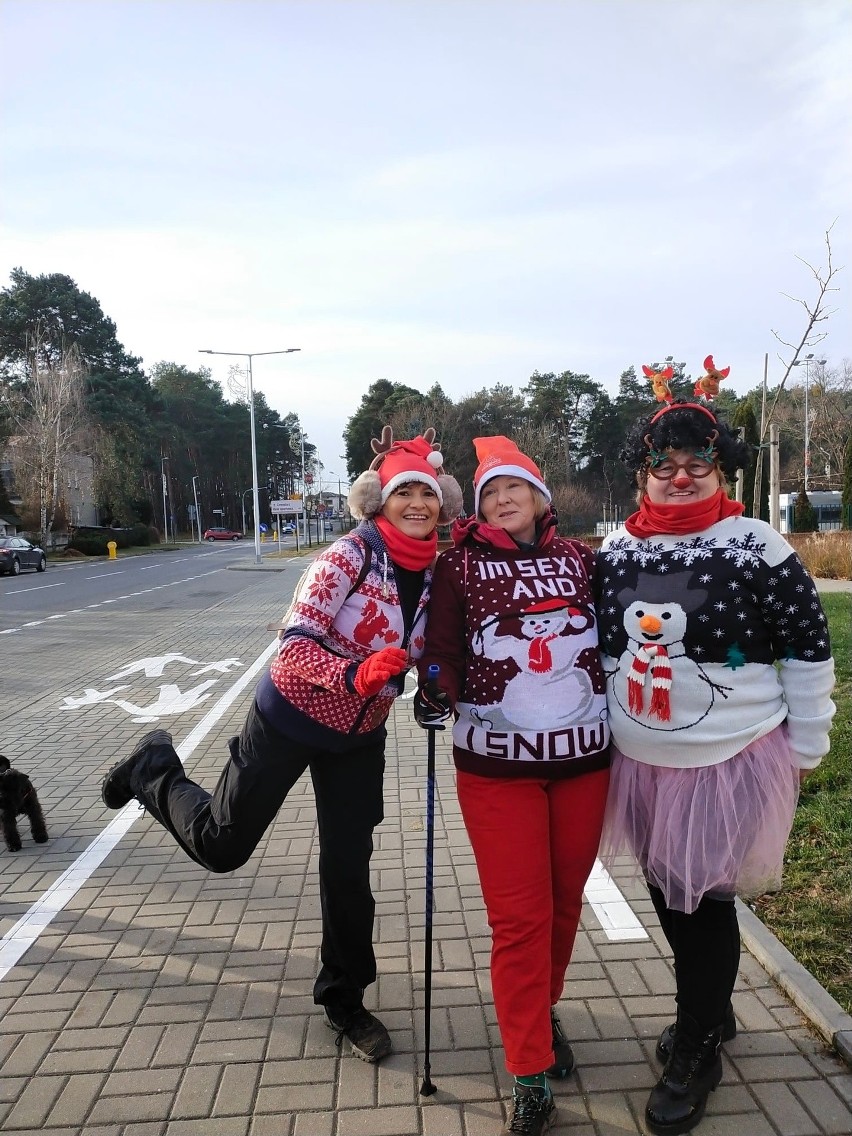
[107,540,118,560]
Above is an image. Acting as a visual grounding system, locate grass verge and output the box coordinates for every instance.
[753,591,852,1014]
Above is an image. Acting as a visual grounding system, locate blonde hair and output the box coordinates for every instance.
[478,481,551,521]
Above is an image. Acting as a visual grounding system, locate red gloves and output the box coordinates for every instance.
[353,647,409,697]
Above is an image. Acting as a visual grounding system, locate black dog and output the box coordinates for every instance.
[0,755,48,852]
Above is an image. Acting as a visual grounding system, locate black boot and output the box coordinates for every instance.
[656,1001,736,1063]
[101,730,176,809]
[645,1010,723,1135]
[545,1006,574,1078]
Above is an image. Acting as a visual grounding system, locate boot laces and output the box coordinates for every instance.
[508,1087,551,1133]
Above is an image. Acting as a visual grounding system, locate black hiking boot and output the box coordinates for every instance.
[645,1009,724,1135]
[656,1001,736,1063]
[545,1006,575,1078]
[101,729,175,809]
[324,1003,392,1063]
[501,1083,556,1135]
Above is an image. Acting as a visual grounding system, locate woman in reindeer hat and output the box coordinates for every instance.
[417,435,610,1136]
[597,366,836,1135]
[102,428,462,1064]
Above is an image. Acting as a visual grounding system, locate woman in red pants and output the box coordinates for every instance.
[417,436,610,1135]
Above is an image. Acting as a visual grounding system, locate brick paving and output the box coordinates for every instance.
[1,568,850,1134]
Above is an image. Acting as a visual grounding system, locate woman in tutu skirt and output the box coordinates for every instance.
[596,391,835,1136]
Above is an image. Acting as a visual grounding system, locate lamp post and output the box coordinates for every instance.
[200,347,301,565]
[191,475,202,541]
[160,455,169,544]
[791,353,827,493]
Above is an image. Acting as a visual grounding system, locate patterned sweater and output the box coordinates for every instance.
[256,522,430,751]
[597,516,836,769]
[421,519,609,780]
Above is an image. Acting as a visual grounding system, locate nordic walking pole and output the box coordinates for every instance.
[419,663,445,1097]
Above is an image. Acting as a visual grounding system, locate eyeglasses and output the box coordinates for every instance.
[646,456,718,482]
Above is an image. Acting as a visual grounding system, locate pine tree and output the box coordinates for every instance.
[793,481,818,533]
[842,437,852,530]
[724,642,747,670]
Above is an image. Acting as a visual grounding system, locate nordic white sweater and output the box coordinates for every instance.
[597,516,835,769]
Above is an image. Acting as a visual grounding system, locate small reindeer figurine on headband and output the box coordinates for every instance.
[694,355,730,402]
[642,364,674,404]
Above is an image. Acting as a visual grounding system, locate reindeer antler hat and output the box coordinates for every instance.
[348,427,464,524]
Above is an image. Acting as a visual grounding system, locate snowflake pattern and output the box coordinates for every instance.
[307,564,343,606]
[723,532,767,568]
[671,536,718,565]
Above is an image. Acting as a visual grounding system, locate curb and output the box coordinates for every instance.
[736,898,852,1064]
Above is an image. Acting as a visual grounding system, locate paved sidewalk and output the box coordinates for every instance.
[1,688,851,1136]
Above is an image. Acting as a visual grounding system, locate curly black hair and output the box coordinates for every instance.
[620,399,751,483]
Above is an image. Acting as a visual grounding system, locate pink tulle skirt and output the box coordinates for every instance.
[600,725,800,914]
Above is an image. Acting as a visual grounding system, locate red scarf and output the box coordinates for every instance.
[374,515,437,570]
[627,644,672,721]
[624,489,744,538]
[529,635,557,672]
[450,510,558,549]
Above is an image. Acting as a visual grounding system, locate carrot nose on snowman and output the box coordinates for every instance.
[639,614,662,634]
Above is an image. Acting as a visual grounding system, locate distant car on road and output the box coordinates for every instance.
[203,527,243,542]
[0,536,47,575]
[279,522,296,534]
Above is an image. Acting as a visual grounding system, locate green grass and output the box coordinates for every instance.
[753,592,852,1013]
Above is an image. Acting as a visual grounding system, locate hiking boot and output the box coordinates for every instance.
[545,1006,575,1078]
[655,1002,736,1063]
[501,1083,556,1135]
[324,1003,392,1063]
[101,730,174,809]
[645,1009,723,1135]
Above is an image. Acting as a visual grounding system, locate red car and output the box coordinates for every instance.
[203,527,243,542]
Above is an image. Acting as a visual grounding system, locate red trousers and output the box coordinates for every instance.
[456,767,609,1076]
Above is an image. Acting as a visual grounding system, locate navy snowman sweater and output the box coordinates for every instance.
[597,516,835,769]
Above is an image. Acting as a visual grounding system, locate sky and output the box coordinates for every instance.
[1,0,850,477]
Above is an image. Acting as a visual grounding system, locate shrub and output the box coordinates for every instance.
[69,534,110,556]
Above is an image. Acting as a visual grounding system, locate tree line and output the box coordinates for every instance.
[2,266,850,541]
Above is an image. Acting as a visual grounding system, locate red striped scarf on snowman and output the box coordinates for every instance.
[627,644,672,721]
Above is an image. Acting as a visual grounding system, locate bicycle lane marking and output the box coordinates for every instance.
[0,636,279,983]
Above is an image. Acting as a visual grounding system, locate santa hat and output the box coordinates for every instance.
[473,436,551,515]
[348,427,464,523]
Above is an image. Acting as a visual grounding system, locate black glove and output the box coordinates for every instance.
[414,683,453,729]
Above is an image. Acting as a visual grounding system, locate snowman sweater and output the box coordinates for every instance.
[421,520,609,780]
[597,516,835,770]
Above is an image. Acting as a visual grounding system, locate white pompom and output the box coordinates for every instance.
[427,450,443,469]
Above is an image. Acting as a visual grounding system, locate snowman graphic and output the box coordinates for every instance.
[469,597,597,730]
[608,572,731,732]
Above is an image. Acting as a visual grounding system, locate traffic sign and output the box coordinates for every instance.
[271,500,302,515]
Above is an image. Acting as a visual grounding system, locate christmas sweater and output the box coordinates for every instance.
[256,522,430,751]
[597,516,835,770]
[420,517,609,780]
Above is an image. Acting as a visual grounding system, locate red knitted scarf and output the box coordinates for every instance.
[528,635,557,672]
[374,515,437,570]
[625,489,744,538]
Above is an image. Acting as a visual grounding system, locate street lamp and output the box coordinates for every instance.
[160,455,169,544]
[199,347,301,565]
[191,474,202,541]
[791,353,827,493]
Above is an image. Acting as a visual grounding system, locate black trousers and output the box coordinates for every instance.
[648,884,740,1030]
[129,700,386,1009]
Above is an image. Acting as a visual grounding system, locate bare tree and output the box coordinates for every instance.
[6,334,89,538]
[753,224,842,518]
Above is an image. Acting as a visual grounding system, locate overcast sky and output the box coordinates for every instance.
[1,0,849,475]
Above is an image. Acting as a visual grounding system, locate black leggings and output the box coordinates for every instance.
[129,701,386,1010]
[648,884,740,1029]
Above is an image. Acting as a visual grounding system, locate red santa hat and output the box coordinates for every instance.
[378,436,444,504]
[473,436,551,515]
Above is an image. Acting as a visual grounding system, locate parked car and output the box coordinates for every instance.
[203,527,243,542]
[0,536,47,575]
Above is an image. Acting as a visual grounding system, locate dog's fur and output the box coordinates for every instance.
[0,755,48,852]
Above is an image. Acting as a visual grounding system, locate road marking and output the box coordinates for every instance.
[85,571,126,579]
[0,636,280,982]
[0,569,226,635]
[584,860,648,941]
[10,582,65,592]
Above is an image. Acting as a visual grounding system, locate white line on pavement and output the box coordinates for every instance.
[584,859,648,941]
[0,636,279,983]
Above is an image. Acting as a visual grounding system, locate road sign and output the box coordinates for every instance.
[271,499,302,515]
